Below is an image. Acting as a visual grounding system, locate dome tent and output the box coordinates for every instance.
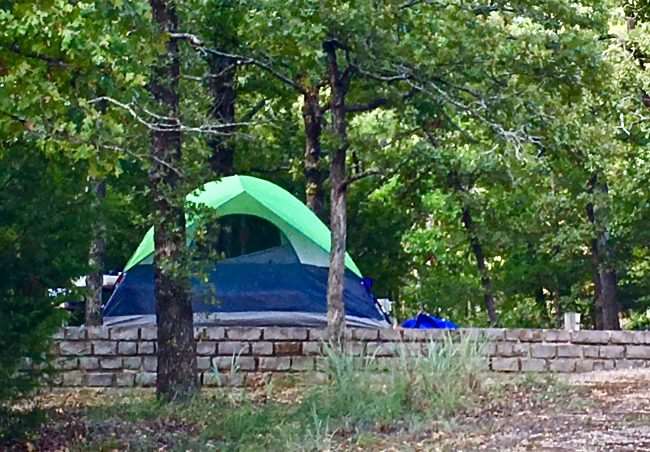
[103,175,389,328]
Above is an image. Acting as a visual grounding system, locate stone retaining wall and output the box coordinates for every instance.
[47,327,650,387]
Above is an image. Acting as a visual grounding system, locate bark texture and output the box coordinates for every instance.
[149,0,197,401]
[85,179,105,326]
[586,175,620,330]
[324,40,350,344]
[302,88,325,220]
[207,53,236,176]
[461,205,499,326]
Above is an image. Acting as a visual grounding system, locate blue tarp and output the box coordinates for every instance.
[401,312,458,329]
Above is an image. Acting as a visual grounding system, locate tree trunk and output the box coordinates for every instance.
[586,175,620,330]
[207,53,236,176]
[302,88,325,219]
[149,0,197,401]
[324,41,350,344]
[460,205,498,326]
[85,178,105,326]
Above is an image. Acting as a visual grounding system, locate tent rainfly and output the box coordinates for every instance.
[103,175,390,328]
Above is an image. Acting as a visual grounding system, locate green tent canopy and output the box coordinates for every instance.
[124,175,362,276]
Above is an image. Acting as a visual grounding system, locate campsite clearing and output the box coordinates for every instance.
[5,369,650,451]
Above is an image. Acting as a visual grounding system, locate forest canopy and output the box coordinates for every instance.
[1,0,649,338]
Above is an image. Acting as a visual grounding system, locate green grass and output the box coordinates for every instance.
[59,335,487,451]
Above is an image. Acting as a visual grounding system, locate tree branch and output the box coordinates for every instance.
[170,32,307,94]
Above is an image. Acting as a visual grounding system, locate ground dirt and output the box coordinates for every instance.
[5,369,650,451]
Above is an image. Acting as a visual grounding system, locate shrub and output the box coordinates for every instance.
[0,292,63,441]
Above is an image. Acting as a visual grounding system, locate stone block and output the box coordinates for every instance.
[599,345,625,359]
[398,342,423,357]
[544,330,571,342]
[479,343,496,357]
[86,327,109,340]
[110,327,139,340]
[251,341,273,355]
[116,372,135,387]
[143,356,157,372]
[60,341,91,356]
[594,359,614,370]
[100,357,122,369]
[366,341,398,357]
[140,327,157,340]
[62,371,84,386]
[64,327,86,340]
[264,327,308,341]
[482,328,506,340]
[194,327,208,340]
[521,359,547,372]
[218,341,250,356]
[571,331,610,344]
[549,359,576,373]
[135,372,156,387]
[350,328,379,341]
[491,357,519,372]
[460,328,482,341]
[557,345,582,358]
[593,360,615,371]
[118,341,138,355]
[343,341,366,356]
[401,329,434,342]
[274,342,302,356]
[54,358,78,370]
[626,345,650,359]
[207,371,245,387]
[615,359,643,369]
[258,357,291,371]
[583,346,600,358]
[576,360,594,373]
[308,329,327,341]
[530,344,557,359]
[610,331,640,345]
[378,328,402,341]
[197,357,212,370]
[79,357,99,370]
[227,327,263,340]
[138,341,155,355]
[373,357,400,371]
[291,357,315,371]
[123,357,142,370]
[93,341,117,356]
[505,329,537,342]
[206,327,225,340]
[497,342,527,357]
[202,372,221,387]
[213,356,255,371]
[303,342,322,355]
[87,373,114,387]
[196,341,216,355]
[52,329,65,340]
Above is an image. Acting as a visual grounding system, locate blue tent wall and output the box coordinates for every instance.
[103,246,389,328]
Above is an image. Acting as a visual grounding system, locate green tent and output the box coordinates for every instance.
[125,175,362,276]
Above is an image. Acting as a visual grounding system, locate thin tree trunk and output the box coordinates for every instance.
[207,53,236,176]
[85,178,105,326]
[149,0,197,401]
[586,175,620,330]
[460,205,498,326]
[302,88,325,219]
[324,40,350,344]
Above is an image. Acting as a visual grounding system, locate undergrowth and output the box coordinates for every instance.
[77,334,486,451]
